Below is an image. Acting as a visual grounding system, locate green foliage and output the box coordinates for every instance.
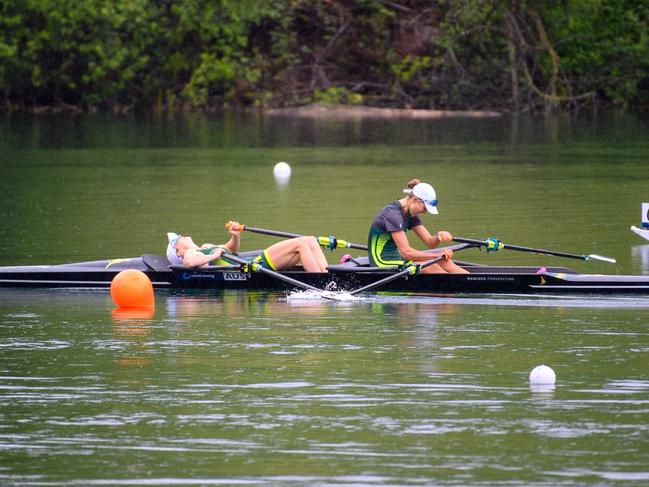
[312,86,364,105]
[542,0,649,108]
[392,56,432,83]
[0,0,647,112]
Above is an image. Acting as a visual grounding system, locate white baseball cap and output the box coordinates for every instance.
[166,232,183,265]
[411,183,438,214]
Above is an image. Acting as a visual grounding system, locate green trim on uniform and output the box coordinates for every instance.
[368,200,422,267]
[368,225,405,267]
[198,247,230,266]
[252,249,276,270]
[201,247,274,270]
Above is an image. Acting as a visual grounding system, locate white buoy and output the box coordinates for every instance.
[529,365,556,384]
[273,161,292,179]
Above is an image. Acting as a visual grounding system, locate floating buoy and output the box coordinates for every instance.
[273,161,292,179]
[529,364,556,385]
[110,269,155,309]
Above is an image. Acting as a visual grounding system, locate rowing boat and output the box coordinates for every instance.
[1,254,649,295]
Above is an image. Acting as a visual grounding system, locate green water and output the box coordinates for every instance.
[1,113,649,485]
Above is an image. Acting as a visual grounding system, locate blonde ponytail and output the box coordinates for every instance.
[403,178,421,194]
[406,178,420,189]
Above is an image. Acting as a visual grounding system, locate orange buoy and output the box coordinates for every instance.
[110,269,155,309]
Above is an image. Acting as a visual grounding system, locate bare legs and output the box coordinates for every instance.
[265,236,329,272]
[264,237,466,274]
[419,257,469,274]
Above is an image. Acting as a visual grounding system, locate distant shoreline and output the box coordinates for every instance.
[3,103,503,118]
[265,104,502,119]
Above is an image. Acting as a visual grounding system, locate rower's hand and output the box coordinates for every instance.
[210,247,225,259]
[226,221,243,236]
[436,231,453,243]
[439,248,453,261]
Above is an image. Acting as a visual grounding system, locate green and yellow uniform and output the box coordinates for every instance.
[368,201,422,267]
[200,247,276,270]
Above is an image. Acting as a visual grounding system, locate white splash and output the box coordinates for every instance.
[286,290,361,302]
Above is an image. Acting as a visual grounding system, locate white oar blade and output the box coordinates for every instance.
[587,254,616,264]
[286,290,359,301]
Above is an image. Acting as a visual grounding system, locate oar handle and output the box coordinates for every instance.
[453,237,504,251]
[349,255,445,296]
[225,223,368,251]
[237,224,304,240]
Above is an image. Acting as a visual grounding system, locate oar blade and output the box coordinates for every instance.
[586,254,617,264]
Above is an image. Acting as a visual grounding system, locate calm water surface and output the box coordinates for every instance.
[1,113,649,485]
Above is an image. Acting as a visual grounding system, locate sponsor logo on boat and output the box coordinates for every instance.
[224,272,247,281]
[177,272,248,281]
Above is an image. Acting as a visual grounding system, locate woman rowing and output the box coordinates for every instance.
[368,179,468,274]
[167,221,329,272]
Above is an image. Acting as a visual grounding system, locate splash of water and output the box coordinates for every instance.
[286,289,361,302]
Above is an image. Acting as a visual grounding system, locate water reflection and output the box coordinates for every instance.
[9,112,645,150]
[631,244,649,275]
[110,307,155,321]
[529,383,556,395]
[1,286,649,484]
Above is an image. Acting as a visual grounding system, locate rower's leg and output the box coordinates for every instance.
[420,263,447,274]
[419,258,469,274]
[265,237,327,272]
[307,236,329,272]
[439,259,469,274]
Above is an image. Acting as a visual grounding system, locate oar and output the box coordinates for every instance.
[226,223,367,251]
[348,255,446,296]
[453,237,616,264]
[221,253,326,293]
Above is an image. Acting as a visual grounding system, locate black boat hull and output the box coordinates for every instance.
[1,254,649,296]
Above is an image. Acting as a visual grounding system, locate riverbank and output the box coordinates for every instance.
[266,104,502,119]
[3,103,503,118]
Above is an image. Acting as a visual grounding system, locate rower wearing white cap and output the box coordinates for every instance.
[367,179,468,274]
[167,221,328,272]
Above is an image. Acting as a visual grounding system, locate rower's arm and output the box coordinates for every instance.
[412,225,436,247]
[392,231,451,261]
[223,234,240,253]
[182,248,225,268]
[224,220,242,253]
[412,225,453,249]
